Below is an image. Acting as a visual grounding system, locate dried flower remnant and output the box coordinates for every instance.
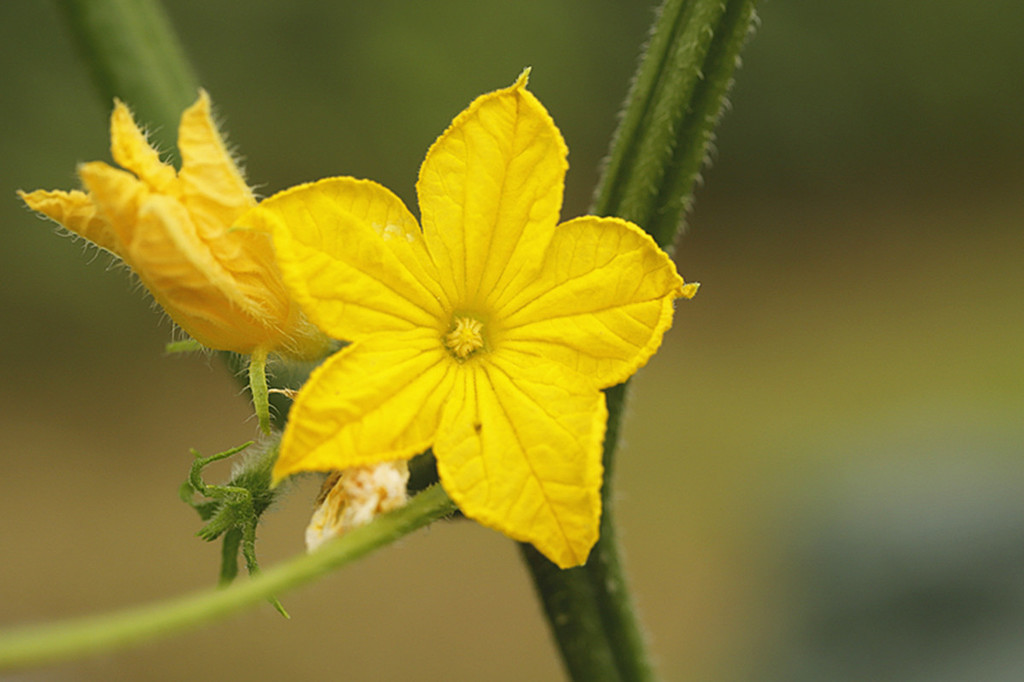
[305,462,410,551]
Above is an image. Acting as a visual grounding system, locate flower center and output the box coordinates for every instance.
[444,316,485,359]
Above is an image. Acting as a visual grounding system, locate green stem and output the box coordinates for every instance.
[0,485,455,671]
[54,0,199,154]
[522,1,759,680]
[248,348,272,434]
[584,384,655,682]
[519,545,621,682]
[593,0,759,248]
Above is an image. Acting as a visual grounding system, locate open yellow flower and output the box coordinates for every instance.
[19,91,325,361]
[241,72,697,568]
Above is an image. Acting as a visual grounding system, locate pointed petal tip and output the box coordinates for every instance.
[75,160,112,184]
[109,99,135,133]
[681,281,700,299]
[17,188,53,215]
[514,67,532,89]
[17,188,74,216]
[187,88,212,117]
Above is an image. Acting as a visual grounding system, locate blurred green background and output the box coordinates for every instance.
[2,1,1023,680]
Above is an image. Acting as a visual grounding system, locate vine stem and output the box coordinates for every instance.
[0,485,456,671]
[521,1,759,680]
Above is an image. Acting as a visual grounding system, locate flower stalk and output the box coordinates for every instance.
[0,485,456,671]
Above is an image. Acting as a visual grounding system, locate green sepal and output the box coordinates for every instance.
[164,339,204,354]
[179,440,288,617]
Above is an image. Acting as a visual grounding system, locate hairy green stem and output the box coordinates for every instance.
[55,0,199,155]
[0,485,456,671]
[522,1,758,680]
[594,0,759,248]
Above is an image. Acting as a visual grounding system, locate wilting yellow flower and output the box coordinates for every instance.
[19,91,325,360]
[242,72,697,568]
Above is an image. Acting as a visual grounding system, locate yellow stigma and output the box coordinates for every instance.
[444,316,485,359]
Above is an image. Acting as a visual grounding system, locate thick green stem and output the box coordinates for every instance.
[0,485,456,671]
[593,0,759,248]
[584,384,656,682]
[55,0,199,154]
[522,1,758,681]
[519,546,621,682]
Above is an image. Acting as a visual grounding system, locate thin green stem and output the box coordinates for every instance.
[54,0,199,155]
[522,1,759,681]
[248,348,272,435]
[0,485,456,671]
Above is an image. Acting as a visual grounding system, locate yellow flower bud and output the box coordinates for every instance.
[19,91,327,360]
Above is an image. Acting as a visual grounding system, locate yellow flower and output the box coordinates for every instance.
[241,72,697,568]
[19,91,325,361]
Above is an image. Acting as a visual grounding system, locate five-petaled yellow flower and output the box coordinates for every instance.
[19,91,325,361]
[241,72,697,568]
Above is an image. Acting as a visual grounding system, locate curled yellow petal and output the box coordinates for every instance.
[17,188,123,257]
[178,90,255,235]
[109,100,178,194]
[20,92,325,360]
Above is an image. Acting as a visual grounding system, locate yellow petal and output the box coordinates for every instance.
[109,100,177,194]
[128,195,288,352]
[417,71,568,309]
[77,161,150,248]
[274,329,456,482]
[434,354,605,568]
[17,188,124,257]
[177,90,256,237]
[240,177,446,340]
[498,216,686,388]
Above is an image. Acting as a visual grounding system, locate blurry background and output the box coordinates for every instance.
[2,1,1022,680]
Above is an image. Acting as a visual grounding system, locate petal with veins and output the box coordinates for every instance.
[275,328,455,482]
[435,355,605,568]
[500,216,686,388]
